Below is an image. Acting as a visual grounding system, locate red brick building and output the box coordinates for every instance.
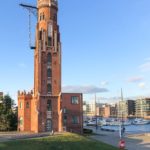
[61,93,83,133]
[18,0,83,133]
[97,104,117,118]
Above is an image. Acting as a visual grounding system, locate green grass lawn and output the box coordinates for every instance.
[0,133,118,150]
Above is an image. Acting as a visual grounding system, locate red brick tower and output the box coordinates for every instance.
[18,0,62,133]
[33,0,61,132]
[18,0,83,133]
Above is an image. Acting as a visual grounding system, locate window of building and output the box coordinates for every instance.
[72,116,79,124]
[63,108,67,113]
[39,13,42,21]
[39,12,45,21]
[20,102,22,109]
[26,102,29,108]
[47,84,52,93]
[47,53,52,64]
[42,12,45,20]
[19,117,23,126]
[39,30,42,40]
[48,37,52,46]
[47,68,52,78]
[71,96,79,104]
[47,100,52,111]
[53,14,57,22]
[63,116,67,126]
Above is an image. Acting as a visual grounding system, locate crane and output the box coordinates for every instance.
[19,3,38,49]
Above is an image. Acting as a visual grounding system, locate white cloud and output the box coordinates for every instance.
[100,81,109,86]
[138,82,146,89]
[127,76,143,83]
[62,85,109,94]
[139,59,150,72]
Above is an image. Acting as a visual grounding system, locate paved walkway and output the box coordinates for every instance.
[86,127,150,150]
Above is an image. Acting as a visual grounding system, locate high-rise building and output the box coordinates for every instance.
[135,98,150,119]
[18,0,83,133]
[117,100,135,118]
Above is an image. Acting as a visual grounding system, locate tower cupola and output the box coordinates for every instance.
[38,0,58,8]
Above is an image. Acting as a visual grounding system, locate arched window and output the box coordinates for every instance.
[19,117,23,126]
[47,100,52,111]
[26,102,29,108]
[47,53,52,64]
[47,84,52,93]
[47,68,52,78]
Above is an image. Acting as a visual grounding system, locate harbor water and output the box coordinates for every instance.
[101,124,150,134]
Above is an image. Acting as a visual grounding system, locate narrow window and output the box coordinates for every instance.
[48,37,52,46]
[47,68,52,78]
[42,13,45,20]
[53,14,57,22]
[47,84,52,93]
[26,102,29,108]
[47,53,52,64]
[39,30,42,40]
[19,117,23,126]
[63,108,67,113]
[47,100,52,111]
[20,102,22,109]
[72,116,79,124]
[63,116,67,125]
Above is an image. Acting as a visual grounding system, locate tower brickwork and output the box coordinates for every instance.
[18,0,62,133]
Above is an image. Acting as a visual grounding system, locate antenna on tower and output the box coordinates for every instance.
[19,3,38,50]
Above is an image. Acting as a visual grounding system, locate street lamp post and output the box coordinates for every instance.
[95,93,98,130]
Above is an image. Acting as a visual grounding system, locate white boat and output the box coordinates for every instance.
[105,119,131,126]
[132,118,150,125]
[86,121,96,126]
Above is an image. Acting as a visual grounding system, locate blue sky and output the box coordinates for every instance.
[0,0,150,103]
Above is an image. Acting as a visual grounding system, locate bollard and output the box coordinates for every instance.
[119,139,125,149]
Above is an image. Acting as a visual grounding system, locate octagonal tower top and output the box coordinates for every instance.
[37,0,58,8]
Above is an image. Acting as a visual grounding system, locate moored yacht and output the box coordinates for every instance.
[132,118,150,125]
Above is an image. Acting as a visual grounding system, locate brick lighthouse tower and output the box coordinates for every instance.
[18,0,62,133]
[18,0,83,134]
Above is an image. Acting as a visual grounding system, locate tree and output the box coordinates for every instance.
[0,95,17,131]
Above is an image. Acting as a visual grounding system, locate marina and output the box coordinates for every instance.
[84,118,150,134]
[101,124,150,134]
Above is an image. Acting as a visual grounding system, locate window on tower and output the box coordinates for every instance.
[53,14,57,22]
[47,100,52,111]
[48,37,52,46]
[47,84,52,93]
[26,102,29,108]
[39,31,42,40]
[47,53,52,64]
[42,12,45,20]
[19,117,23,126]
[20,102,22,109]
[47,68,52,78]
